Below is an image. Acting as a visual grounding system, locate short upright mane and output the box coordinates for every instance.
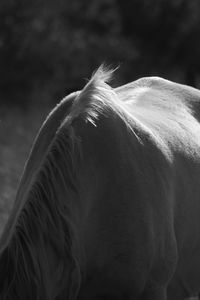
[65,65,125,126]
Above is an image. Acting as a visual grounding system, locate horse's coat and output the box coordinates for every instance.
[1,66,200,299]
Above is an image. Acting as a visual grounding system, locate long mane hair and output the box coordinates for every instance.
[0,65,129,299]
[0,110,82,299]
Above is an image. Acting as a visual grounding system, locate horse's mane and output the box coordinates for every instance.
[0,125,81,299]
[0,65,127,299]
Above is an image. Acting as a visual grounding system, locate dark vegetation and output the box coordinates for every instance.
[0,0,200,105]
[0,0,200,231]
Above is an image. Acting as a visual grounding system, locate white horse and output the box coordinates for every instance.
[0,66,200,299]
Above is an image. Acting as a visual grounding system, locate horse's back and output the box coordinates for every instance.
[75,76,200,299]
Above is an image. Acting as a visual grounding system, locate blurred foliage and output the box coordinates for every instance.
[117,0,200,85]
[0,0,200,105]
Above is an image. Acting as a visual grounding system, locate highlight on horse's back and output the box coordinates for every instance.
[1,65,200,299]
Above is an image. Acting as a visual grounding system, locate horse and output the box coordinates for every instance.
[1,66,200,300]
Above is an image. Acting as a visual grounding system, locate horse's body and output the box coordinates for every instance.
[1,67,200,299]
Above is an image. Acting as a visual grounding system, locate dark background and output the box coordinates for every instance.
[1,0,200,106]
[0,0,200,230]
